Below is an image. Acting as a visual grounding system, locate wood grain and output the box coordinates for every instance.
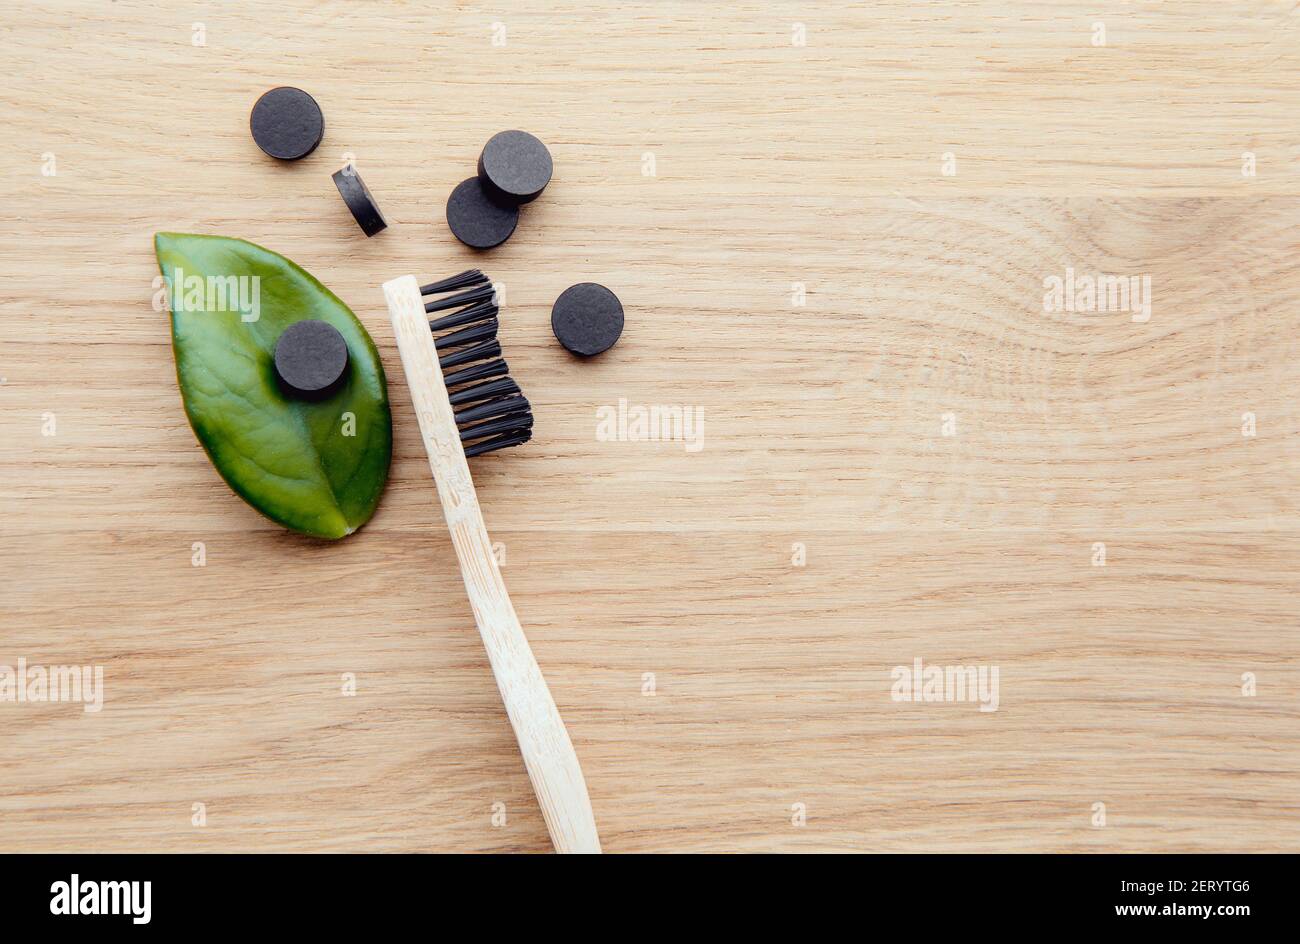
[0,0,1297,852]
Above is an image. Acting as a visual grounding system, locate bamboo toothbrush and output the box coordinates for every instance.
[382,270,601,854]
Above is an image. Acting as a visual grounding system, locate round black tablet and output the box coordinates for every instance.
[249,87,324,161]
[446,177,519,250]
[273,320,350,399]
[551,283,624,356]
[332,166,388,236]
[477,130,553,205]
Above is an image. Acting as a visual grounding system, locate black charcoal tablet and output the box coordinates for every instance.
[274,320,349,399]
[332,166,388,236]
[446,177,519,250]
[249,87,324,161]
[551,283,624,356]
[477,130,553,205]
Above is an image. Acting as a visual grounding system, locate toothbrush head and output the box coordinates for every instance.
[420,270,533,457]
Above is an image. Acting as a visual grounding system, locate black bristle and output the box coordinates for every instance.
[464,428,532,458]
[438,339,501,371]
[454,394,530,427]
[447,377,520,406]
[434,317,498,351]
[425,268,533,458]
[425,283,496,314]
[442,358,509,388]
[459,411,534,444]
[420,269,489,296]
[428,300,498,333]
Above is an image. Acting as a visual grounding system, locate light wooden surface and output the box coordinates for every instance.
[1,1,1297,853]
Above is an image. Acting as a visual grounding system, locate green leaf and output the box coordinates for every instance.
[155,232,392,539]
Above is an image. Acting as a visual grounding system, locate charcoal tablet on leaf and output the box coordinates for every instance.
[274,319,350,399]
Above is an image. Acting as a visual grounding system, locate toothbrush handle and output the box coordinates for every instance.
[384,276,601,854]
